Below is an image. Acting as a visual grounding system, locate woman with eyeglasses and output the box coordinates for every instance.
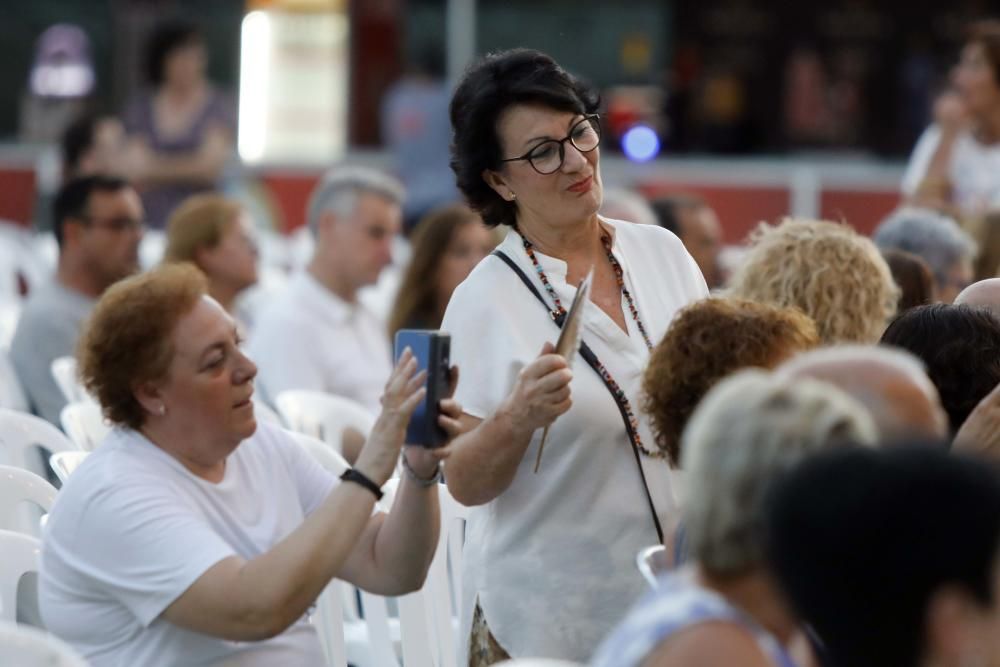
[440,49,708,664]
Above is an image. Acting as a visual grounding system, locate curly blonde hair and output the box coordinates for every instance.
[77,263,208,429]
[727,218,899,344]
[642,297,819,466]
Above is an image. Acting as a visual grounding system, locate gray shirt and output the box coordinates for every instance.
[10,280,95,424]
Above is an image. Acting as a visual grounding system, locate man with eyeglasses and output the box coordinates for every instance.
[11,175,144,425]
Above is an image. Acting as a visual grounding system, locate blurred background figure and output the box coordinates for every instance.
[163,193,258,328]
[19,24,95,143]
[778,345,949,443]
[123,21,235,230]
[766,446,1000,667]
[880,249,935,312]
[599,187,659,227]
[248,166,403,413]
[387,203,497,338]
[60,113,127,181]
[649,194,724,288]
[380,46,457,232]
[642,297,819,467]
[10,175,143,424]
[594,370,877,667]
[728,218,899,344]
[902,21,1000,218]
[873,207,977,303]
[881,303,1000,435]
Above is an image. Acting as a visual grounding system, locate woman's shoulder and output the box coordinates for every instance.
[604,216,687,255]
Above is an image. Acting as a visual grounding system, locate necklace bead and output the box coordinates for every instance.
[519,230,664,460]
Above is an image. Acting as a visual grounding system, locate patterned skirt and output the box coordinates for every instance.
[469,600,512,666]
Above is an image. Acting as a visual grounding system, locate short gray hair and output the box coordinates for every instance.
[681,369,878,576]
[306,165,404,235]
[873,207,977,284]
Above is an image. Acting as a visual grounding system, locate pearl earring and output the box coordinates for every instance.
[509,193,517,201]
[157,405,166,416]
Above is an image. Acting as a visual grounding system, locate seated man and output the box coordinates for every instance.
[10,175,143,423]
[776,345,949,443]
[650,194,724,288]
[248,166,403,414]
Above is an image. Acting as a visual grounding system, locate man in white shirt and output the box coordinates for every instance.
[11,175,143,424]
[248,166,403,415]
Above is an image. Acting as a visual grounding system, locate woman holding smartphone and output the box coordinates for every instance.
[441,49,707,664]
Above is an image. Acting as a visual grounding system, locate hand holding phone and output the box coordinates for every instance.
[393,330,452,447]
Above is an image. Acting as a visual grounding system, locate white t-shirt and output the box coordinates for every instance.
[441,218,708,661]
[902,124,1000,215]
[39,421,337,667]
[247,271,393,413]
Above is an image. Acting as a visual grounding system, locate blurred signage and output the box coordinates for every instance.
[238,0,348,165]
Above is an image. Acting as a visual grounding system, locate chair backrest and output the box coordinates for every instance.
[50,357,91,406]
[288,431,350,477]
[0,621,90,667]
[0,301,20,350]
[0,466,56,537]
[0,408,82,478]
[636,545,669,589]
[49,451,89,485]
[0,348,28,412]
[275,391,376,456]
[59,402,110,452]
[0,529,41,623]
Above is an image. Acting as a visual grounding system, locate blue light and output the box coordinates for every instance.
[622,125,660,162]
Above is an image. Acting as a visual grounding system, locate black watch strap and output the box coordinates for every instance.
[339,468,384,500]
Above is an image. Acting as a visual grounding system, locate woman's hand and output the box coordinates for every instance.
[500,342,573,439]
[403,396,465,477]
[355,349,427,485]
[934,90,969,136]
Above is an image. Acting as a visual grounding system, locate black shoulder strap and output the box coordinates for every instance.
[491,249,664,543]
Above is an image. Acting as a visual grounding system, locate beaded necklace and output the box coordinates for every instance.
[519,230,665,459]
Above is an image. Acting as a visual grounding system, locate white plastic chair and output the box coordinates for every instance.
[49,452,88,485]
[637,544,669,589]
[0,348,28,412]
[0,621,89,666]
[50,357,91,406]
[275,391,376,456]
[59,402,110,452]
[0,529,41,623]
[0,466,56,537]
[0,408,82,478]
[0,301,20,350]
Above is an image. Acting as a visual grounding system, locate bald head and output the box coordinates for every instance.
[954,278,1000,314]
[776,346,948,443]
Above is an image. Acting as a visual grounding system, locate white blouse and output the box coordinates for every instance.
[441,217,708,661]
[902,124,1000,216]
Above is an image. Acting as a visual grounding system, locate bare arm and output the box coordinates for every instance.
[445,342,573,506]
[161,350,446,640]
[907,92,966,212]
[641,622,775,667]
[127,125,231,187]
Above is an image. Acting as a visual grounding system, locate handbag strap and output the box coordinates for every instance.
[492,249,665,544]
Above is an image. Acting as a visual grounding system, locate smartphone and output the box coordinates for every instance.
[393,330,451,447]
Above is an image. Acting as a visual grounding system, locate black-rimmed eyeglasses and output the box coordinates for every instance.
[500,115,601,175]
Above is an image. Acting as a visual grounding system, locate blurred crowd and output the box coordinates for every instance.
[4,14,1000,667]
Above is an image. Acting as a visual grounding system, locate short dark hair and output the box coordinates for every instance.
[880,304,1000,432]
[449,49,600,228]
[144,21,202,86]
[881,249,934,312]
[61,113,100,177]
[766,445,1000,667]
[53,175,131,248]
[649,194,707,236]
